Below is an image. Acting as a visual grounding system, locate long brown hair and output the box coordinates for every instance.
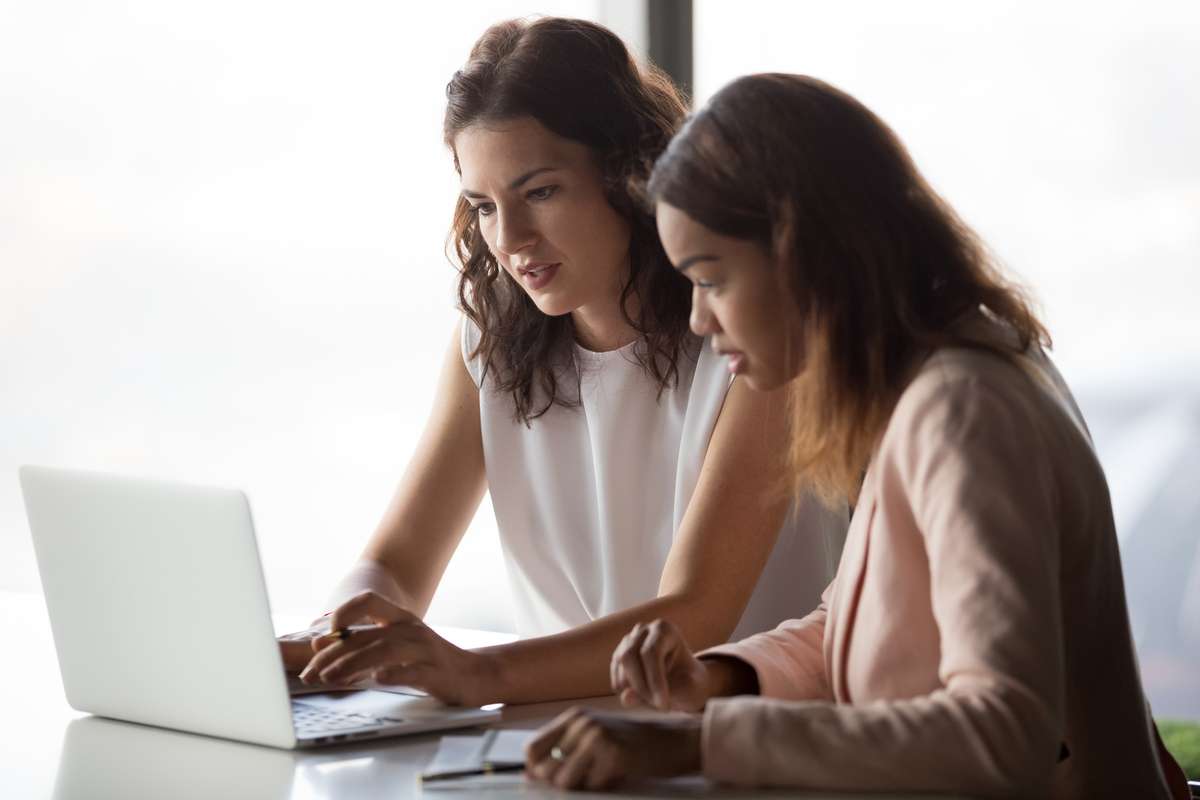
[444,17,694,424]
[649,74,1049,504]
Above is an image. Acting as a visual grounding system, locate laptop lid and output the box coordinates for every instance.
[20,465,297,749]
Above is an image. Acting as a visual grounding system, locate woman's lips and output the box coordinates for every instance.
[722,351,746,374]
[519,263,560,291]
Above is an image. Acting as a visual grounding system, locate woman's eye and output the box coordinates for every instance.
[695,279,719,290]
[527,185,558,202]
[472,203,496,217]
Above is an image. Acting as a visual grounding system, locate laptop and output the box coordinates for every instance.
[19,465,501,749]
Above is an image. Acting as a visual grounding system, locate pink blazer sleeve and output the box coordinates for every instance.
[697,583,833,701]
[702,371,1066,796]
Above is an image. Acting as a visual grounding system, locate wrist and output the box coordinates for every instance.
[699,655,758,701]
[464,646,506,706]
[325,560,407,612]
[700,659,731,704]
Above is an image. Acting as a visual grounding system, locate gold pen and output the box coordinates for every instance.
[316,623,376,645]
[419,763,525,783]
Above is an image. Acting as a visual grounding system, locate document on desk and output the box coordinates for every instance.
[421,729,533,787]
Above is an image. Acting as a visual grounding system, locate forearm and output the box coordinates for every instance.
[322,560,422,617]
[702,684,1059,794]
[361,464,485,615]
[475,593,728,705]
[359,323,487,616]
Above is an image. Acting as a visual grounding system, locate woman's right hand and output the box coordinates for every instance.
[278,619,332,673]
[610,619,716,712]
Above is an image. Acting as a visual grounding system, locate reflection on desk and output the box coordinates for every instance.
[55,716,299,799]
[53,714,464,800]
[50,712,978,800]
[5,592,976,800]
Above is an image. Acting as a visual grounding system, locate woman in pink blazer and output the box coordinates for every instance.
[525,74,1189,799]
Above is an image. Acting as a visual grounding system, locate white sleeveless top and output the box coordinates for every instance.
[462,320,846,640]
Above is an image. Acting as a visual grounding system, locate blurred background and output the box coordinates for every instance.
[2,0,1197,723]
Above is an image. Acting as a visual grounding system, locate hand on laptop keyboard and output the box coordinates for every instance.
[278,617,333,672]
[298,591,494,706]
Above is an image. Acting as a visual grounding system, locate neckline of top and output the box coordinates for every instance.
[573,336,642,365]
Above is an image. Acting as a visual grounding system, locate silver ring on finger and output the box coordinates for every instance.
[550,745,568,762]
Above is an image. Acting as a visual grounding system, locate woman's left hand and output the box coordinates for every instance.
[297,591,496,706]
[525,706,702,791]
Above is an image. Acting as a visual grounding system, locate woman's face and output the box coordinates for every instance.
[656,201,801,391]
[454,116,631,319]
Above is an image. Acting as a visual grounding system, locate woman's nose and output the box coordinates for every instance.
[689,288,721,337]
[494,206,538,256]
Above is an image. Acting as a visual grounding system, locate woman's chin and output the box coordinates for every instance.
[528,294,576,318]
[741,365,789,393]
[742,374,775,392]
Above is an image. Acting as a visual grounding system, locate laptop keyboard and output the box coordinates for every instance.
[291,700,394,738]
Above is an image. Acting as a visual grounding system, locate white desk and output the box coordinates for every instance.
[0,592,975,799]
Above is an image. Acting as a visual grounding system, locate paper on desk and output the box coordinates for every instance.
[479,729,531,766]
[421,729,533,783]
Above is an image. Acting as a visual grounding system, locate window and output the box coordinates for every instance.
[694,0,1200,721]
[1,1,622,634]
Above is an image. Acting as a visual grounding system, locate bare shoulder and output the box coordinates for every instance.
[714,374,788,437]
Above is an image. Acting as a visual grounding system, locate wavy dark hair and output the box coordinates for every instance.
[444,17,694,424]
[649,74,1050,504]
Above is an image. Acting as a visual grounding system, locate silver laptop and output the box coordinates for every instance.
[19,465,501,749]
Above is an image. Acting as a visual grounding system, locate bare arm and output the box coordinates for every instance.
[357,321,487,615]
[305,374,802,706]
[280,323,483,671]
[476,376,793,704]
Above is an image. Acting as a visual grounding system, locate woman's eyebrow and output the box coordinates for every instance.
[675,254,720,272]
[462,166,562,199]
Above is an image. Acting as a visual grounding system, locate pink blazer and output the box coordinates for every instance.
[699,327,1185,798]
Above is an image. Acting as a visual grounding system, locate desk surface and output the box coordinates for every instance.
[0,591,974,800]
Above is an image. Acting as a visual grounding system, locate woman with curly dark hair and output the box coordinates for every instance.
[280,20,844,707]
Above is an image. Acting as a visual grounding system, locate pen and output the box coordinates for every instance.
[316,623,378,645]
[419,763,525,783]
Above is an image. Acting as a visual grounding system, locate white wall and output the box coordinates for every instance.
[0,1,638,632]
